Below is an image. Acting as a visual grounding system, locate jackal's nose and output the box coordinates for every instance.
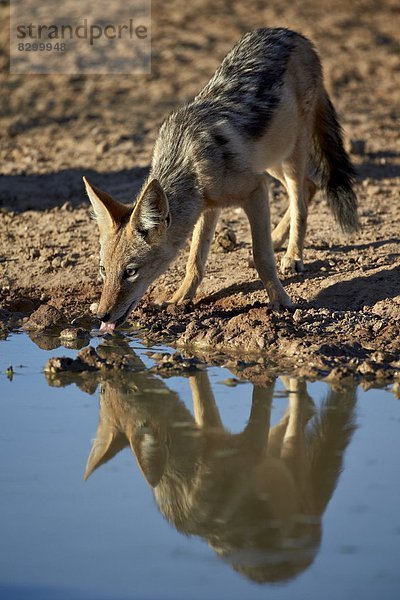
[97,311,111,322]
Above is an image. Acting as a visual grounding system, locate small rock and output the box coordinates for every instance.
[59,327,89,340]
[357,360,377,376]
[349,357,361,367]
[45,356,85,374]
[325,366,354,381]
[297,366,320,379]
[149,352,205,375]
[51,257,62,268]
[292,309,302,323]
[96,141,110,155]
[372,321,385,333]
[44,345,133,375]
[214,227,237,252]
[167,322,186,334]
[375,368,391,380]
[61,259,72,268]
[78,346,106,370]
[370,351,392,364]
[23,304,66,331]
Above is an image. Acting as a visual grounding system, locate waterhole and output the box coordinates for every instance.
[0,332,399,600]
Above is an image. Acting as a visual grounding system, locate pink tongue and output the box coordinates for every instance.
[99,322,116,333]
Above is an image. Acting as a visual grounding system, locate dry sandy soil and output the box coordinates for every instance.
[1,0,399,383]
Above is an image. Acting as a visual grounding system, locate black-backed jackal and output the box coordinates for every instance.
[84,28,358,331]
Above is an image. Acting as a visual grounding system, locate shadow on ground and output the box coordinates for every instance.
[313,266,400,310]
[0,167,149,212]
[356,149,400,182]
[310,238,399,253]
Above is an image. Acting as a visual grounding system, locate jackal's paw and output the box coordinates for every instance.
[280,254,304,275]
[268,288,292,310]
[168,290,193,306]
[271,296,292,311]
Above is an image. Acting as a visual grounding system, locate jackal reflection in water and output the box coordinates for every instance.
[85,347,356,583]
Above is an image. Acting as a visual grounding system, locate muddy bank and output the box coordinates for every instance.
[1,288,398,385]
[131,301,400,383]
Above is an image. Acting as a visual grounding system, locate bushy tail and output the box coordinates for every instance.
[310,90,359,233]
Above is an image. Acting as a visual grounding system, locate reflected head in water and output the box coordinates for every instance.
[84,354,357,584]
[83,352,181,486]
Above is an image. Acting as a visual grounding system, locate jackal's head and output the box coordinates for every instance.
[84,177,172,332]
[83,376,170,486]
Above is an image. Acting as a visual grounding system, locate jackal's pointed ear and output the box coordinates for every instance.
[130,179,170,236]
[83,430,127,481]
[83,177,131,231]
[129,427,168,488]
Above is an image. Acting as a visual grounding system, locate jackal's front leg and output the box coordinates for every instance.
[170,208,220,304]
[244,178,291,309]
[189,371,224,430]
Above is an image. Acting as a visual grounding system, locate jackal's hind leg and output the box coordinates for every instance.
[271,207,290,250]
[170,208,220,304]
[280,135,317,274]
[244,177,291,309]
[280,379,316,490]
[272,176,316,257]
[268,378,315,458]
[267,166,291,250]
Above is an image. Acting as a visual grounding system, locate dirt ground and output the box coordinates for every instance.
[1,0,399,383]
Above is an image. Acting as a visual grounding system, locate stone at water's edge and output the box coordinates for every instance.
[23,304,66,331]
[59,327,89,340]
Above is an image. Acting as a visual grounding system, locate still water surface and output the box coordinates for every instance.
[0,332,399,600]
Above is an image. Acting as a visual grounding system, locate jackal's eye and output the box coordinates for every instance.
[99,265,106,277]
[123,266,138,280]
